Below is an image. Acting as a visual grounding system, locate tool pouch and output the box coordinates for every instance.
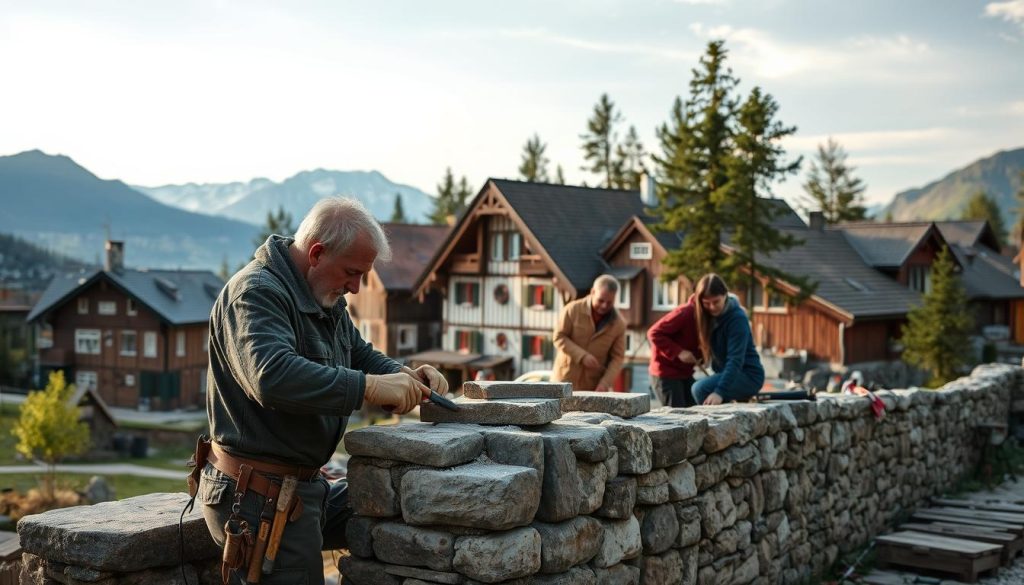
[187,435,213,498]
[221,518,251,585]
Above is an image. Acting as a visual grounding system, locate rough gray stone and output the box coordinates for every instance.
[372,522,455,571]
[636,549,682,585]
[695,483,736,539]
[465,380,573,399]
[592,516,642,568]
[537,435,583,522]
[666,461,697,501]
[340,556,403,585]
[16,493,218,572]
[383,564,463,584]
[600,422,653,474]
[533,516,604,573]
[636,503,679,555]
[349,458,401,517]
[702,416,741,452]
[563,392,651,418]
[453,527,542,583]
[648,410,711,458]
[635,469,669,505]
[680,545,698,585]
[592,563,640,585]
[538,421,615,462]
[596,476,637,519]
[482,427,545,473]
[674,504,701,547]
[346,516,380,558]
[401,463,540,530]
[421,397,562,425]
[532,566,597,585]
[577,461,609,515]
[621,415,696,467]
[344,422,485,467]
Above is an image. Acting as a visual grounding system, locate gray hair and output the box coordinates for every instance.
[592,274,619,294]
[294,197,392,262]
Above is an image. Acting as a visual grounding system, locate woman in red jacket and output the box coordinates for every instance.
[647,294,702,407]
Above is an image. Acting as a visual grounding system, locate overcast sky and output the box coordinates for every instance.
[1,0,1022,206]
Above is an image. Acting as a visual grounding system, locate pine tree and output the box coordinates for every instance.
[218,254,231,282]
[961,190,1007,246]
[1014,171,1024,245]
[614,125,646,190]
[254,206,295,248]
[391,192,407,223]
[429,168,460,225]
[650,40,739,281]
[721,86,812,302]
[12,371,90,501]
[555,165,566,185]
[900,245,974,386]
[801,138,867,223]
[519,134,550,182]
[581,93,622,188]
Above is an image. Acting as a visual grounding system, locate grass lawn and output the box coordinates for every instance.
[0,414,19,465]
[0,472,185,500]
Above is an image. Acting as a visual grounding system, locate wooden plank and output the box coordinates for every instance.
[928,506,1024,523]
[932,497,1024,514]
[900,523,1016,543]
[863,569,969,585]
[876,531,1001,556]
[912,510,1024,534]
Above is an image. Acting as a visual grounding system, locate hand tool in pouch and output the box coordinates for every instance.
[246,485,279,583]
[261,475,299,575]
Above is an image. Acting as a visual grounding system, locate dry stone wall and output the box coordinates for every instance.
[12,364,1018,585]
[341,364,1019,585]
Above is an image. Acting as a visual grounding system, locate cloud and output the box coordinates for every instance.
[986,0,1024,25]
[495,28,698,62]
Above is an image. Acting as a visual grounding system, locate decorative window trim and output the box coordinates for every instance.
[652,280,679,311]
[629,242,652,260]
[615,279,631,309]
[75,329,101,355]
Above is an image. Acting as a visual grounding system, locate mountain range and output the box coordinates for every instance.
[880,147,1024,224]
[134,169,434,226]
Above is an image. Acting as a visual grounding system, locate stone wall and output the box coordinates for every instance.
[340,363,1019,585]
[13,364,1018,585]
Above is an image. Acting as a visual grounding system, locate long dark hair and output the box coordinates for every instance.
[694,273,729,367]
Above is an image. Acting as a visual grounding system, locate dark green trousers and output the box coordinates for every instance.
[198,464,353,585]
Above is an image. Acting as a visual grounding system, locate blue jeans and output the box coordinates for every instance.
[692,371,761,404]
[651,376,696,407]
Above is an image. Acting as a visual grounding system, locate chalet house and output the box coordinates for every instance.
[27,241,222,410]
[346,223,448,359]
[411,179,668,389]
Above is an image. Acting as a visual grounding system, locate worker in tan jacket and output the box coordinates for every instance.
[552,275,627,391]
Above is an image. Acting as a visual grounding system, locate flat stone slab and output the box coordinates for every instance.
[344,422,485,467]
[464,380,573,400]
[401,462,541,530]
[562,392,650,418]
[421,397,562,425]
[17,493,218,572]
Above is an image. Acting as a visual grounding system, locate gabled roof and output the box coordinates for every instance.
[27,268,223,325]
[377,223,449,292]
[69,383,118,427]
[752,227,922,320]
[832,221,943,268]
[949,245,1024,299]
[935,220,1001,251]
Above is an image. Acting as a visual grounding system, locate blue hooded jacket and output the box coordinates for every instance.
[708,295,765,394]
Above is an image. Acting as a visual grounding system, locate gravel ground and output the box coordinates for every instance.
[976,476,1024,585]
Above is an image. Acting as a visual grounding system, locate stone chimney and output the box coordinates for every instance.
[640,172,657,206]
[808,211,825,231]
[105,240,124,273]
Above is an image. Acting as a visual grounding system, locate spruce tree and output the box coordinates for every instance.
[391,192,407,223]
[801,138,867,223]
[254,206,295,248]
[1014,171,1024,245]
[519,134,550,182]
[900,245,974,386]
[961,190,1007,246]
[614,125,646,190]
[650,41,738,281]
[721,87,812,302]
[555,165,566,185]
[429,167,459,225]
[581,93,622,187]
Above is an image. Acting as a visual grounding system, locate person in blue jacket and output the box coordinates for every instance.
[690,273,765,405]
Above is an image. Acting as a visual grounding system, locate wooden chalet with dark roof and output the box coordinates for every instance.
[26,241,222,410]
[345,223,448,359]
[412,179,657,388]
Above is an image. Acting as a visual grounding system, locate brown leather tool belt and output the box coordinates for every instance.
[207,443,320,498]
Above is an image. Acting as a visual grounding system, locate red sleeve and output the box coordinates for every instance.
[647,303,694,362]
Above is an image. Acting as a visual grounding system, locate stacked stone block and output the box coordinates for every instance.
[342,365,1017,585]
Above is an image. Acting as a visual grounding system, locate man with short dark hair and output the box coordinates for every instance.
[551,275,626,392]
[194,197,446,584]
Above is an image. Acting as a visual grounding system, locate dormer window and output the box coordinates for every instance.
[630,243,652,260]
[908,265,931,293]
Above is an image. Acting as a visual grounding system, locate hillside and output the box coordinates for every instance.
[0,150,260,270]
[881,147,1024,223]
[0,233,92,293]
[134,169,436,225]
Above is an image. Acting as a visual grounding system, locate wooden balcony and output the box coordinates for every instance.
[518,254,549,276]
[450,253,481,274]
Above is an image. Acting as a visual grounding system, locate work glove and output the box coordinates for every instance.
[404,365,449,396]
[364,372,430,414]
